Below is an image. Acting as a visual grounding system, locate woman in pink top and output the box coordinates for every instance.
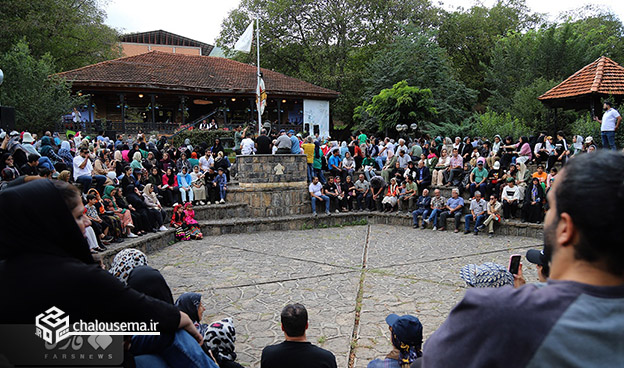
[515,136,532,165]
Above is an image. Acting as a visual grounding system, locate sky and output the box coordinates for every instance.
[102,0,623,45]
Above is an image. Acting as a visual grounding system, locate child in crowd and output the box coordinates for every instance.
[546,167,557,191]
[85,194,111,248]
[171,204,190,241]
[214,167,227,204]
[184,202,202,240]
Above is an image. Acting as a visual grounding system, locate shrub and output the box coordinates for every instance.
[474,110,532,140]
[171,129,235,148]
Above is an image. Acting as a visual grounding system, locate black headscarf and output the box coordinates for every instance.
[127,266,174,305]
[175,292,202,323]
[0,180,94,264]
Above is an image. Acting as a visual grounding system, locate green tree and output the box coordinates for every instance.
[437,0,541,102]
[362,28,477,127]
[0,41,85,133]
[216,0,440,127]
[353,81,437,132]
[0,0,120,71]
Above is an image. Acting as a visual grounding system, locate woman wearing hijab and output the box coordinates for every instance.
[0,180,202,349]
[161,167,179,206]
[130,151,144,171]
[211,139,225,156]
[570,135,584,156]
[115,186,147,236]
[313,140,326,184]
[143,184,168,231]
[0,153,20,178]
[58,141,74,168]
[368,314,423,368]
[521,177,545,224]
[175,293,242,368]
[102,186,137,238]
[188,152,200,169]
[176,152,192,173]
[38,136,66,171]
[159,152,175,173]
[109,248,149,285]
[213,151,231,182]
[125,184,162,232]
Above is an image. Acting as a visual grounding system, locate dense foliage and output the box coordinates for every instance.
[218,0,624,139]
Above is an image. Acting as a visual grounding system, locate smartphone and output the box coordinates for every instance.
[508,254,521,275]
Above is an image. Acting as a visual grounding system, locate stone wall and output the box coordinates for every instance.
[236,154,307,188]
[228,184,311,217]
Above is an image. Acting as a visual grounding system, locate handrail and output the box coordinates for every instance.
[168,110,218,140]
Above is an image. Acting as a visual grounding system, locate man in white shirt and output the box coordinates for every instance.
[594,101,621,150]
[73,147,107,195]
[309,176,330,216]
[199,149,214,172]
[240,134,255,155]
[501,177,520,220]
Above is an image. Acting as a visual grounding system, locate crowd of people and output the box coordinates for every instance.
[0,129,233,251]
[305,122,621,236]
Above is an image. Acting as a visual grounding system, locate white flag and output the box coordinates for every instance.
[234,22,254,53]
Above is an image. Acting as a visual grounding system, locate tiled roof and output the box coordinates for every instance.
[539,56,624,100]
[56,51,339,99]
[120,30,214,56]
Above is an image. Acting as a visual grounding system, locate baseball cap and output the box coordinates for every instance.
[279,129,286,133]
[385,314,423,347]
[288,130,295,134]
[585,136,593,144]
[506,177,514,183]
[493,161,500,170]
[460,262,514,288]
[526,249,546,266]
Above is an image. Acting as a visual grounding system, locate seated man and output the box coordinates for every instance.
[323,176,339,212]
[424,189,446,230]
[309,176,330,216]
[73,147,107,195]
[261,303,337,368]
[423,150,624,367]
[464,191,487,235]
[354,174,372,211]
[398,175,418,214]
[439,188,464,232]
[479,195,502,237]
[412,188,431,229]
[469,160,488,198]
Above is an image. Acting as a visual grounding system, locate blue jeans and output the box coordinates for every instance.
[314,168,326,184]
[134,330,218,368]
[412,208,431,226]
[427,208,443,227]
[218,185,226,200]
[307,163,314,182]
[75,174,107,194]
[375,156,386,170]
[311,195,330,213]
[465,214,486,232]
[601,131,617,150]
[469,183,487,198]
[356,192,372,210]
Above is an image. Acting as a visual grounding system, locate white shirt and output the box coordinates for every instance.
[502,185,520,202]
[601,108,620,131]
[309,182,323,197]
[199,155,214,172]
[241,138,255,155]
[73,155,93,180]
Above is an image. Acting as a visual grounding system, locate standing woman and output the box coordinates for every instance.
[313,140,326,184]
[0,180,203,347]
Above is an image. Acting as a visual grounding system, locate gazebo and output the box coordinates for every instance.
[538,56,624,116]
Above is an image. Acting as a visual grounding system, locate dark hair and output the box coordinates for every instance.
[51,180,81,211]
[80,147,89,154]
[27,154,39,163]
[553,151,624,275]
[86,194,96,201]
[556,130,564,138]
[38,167,51,177]
[281,303,308,337]
[604,100,613,107]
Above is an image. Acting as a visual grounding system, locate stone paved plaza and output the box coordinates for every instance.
[148,224,542,367]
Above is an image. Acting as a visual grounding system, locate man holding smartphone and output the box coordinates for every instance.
[423,150,624,367]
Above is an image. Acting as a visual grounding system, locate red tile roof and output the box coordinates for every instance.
[539,56,624,100]
[56,51,339,99]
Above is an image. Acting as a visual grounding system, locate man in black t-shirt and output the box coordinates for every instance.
[256,129,273,154]
[261,303,337,368]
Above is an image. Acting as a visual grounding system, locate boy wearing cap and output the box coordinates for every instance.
[368,314,423,368]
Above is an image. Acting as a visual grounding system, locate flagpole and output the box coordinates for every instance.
[256,17,262,136]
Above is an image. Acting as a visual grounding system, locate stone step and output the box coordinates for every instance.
[162,202,249,220]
